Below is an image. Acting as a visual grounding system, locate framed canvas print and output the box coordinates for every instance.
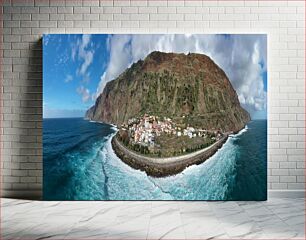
[43,34,267,200]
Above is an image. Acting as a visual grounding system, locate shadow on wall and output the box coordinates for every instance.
[3,38,43,200]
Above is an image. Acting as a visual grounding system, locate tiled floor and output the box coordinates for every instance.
[1,198,305,239]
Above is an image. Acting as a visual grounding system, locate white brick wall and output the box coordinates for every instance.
[1,0,305,198]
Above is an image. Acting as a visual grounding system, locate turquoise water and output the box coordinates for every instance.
[43,118,267,200]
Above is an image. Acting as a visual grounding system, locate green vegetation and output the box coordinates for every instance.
[86,51,251,133]
[117,131,216,158]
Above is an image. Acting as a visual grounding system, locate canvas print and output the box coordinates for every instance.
[43,34,267,200]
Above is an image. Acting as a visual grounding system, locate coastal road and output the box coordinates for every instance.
[113,134,228,166]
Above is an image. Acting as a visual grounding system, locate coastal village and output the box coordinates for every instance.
[119,114,223,150]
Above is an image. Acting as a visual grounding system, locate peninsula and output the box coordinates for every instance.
[86,51,250,177]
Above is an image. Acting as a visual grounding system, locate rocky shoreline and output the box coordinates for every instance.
[111,133,229,178]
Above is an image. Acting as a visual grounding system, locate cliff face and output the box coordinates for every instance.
[86,51,250,132]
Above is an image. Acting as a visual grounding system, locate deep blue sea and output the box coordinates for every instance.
[43,118,267,200]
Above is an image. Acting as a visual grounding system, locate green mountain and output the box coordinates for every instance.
[86,51,250,132]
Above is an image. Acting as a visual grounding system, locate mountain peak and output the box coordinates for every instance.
[86,51,250,132]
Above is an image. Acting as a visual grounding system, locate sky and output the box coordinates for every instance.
[43,34,267,119]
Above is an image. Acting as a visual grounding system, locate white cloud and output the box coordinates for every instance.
[78,35,94,76]
[71,34,94,81]
[95,34,267,117]
[43,34,51,46]
[71,34,95,103]
[64,74,73,83]
[77,86,90,103]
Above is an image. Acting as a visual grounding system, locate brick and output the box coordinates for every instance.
[49,0,65,6]
[57,6,73,14]
[297,176,305,183]
[12,14,31,20]
[280,162,296,169]
[4,6,21,13]
[219,13,244,21]
[148,0,167,7]
[84,13,99,20]
[158,7,176,14]
[12,0,34,6]
[34,0,49,6]
[150,13,167,21]
[158,21,176,28]
[177,21,195,28]
[130,0,147,6]
[65,14,83,20]
[65,0,82,6]
[114,0,130,6]
[272,169,289,176]
[122,7,138,14]
[91,21,108,28]
[271,183,288,189]
[184,14,202,21]
[209,7,225,13]
[57,21,73,28]
[83,0,99,6]
[21,21,39,28]
[103,6,121,14]
[4,176,20,183]
[139,21,158,28]
[130,14,149,21]
[99,13,113,20]
[48,14,63,21]
[138,6,157,13]
[121,20,139,28]
[114,14,130,21]
[74,21,90,28]
[218,1,244,6]
[177,7,196,14]
[20,176,36,183]
[210,21,234,28]
[32,14,49,20]
[168,14,184,21]
[90,7,104,13]
[280,176,296,183]
[288,183,305,189]
[39,6,57,14]
[196,7,209,14]
[3,21,19,28]
[74,7,90,14]
[39,21,57,28]
[12,28,31,35]
[269,162,279,169]
[12,170,28,177]
[296,162,305,169]
[269,176,279,183]
[21,6,39,13]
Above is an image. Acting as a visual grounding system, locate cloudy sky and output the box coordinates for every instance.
[43,34,267,119]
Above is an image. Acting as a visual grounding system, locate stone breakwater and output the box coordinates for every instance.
[111,134,229,178]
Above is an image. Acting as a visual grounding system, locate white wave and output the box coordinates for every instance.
[229,125,248,138]
[101,133,171,200]
[104,134,144,175]
[88,120,118,131]
[179,135,232,177]
[100,123,248,200]
[111,126,118,131]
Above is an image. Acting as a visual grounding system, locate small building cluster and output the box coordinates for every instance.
[120,114,223,148]
[123,114,174,146]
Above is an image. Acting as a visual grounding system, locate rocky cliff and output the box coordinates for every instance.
[86,51,250,132]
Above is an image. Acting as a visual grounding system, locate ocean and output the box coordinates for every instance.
[43,118,267,200]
